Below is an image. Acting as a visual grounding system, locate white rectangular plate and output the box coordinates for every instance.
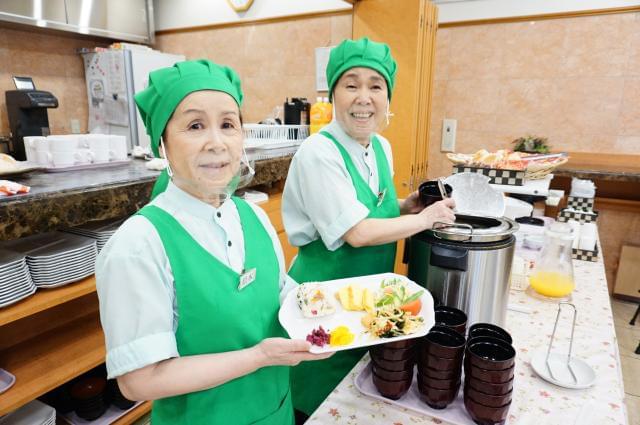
[0,161,41,177]
[279,273,434,354]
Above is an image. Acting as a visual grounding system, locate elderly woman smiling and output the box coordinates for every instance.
[95,59,329,425]
[282,38,456,418]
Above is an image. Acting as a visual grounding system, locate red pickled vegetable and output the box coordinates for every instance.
[306,326,330,347]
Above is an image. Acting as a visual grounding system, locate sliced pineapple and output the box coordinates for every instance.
[362,288,375,313]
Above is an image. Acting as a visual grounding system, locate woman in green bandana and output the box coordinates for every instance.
[95,59,330,425]
[282,38,456,418]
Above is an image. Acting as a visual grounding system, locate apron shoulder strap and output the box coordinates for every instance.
[370,136,394,192]
[136,205,201,260]
[230,196,253,218]
[230,197,281,276]
[231,196,266,238]
[136,204,177,227]
[319,130,373,201]
[319,130,355,169]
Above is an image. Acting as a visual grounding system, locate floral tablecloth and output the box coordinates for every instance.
[307,256,629,425]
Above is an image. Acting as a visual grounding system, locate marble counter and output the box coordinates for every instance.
[555,163,640,183]
[0,156,292,241]
[0,160,159,205]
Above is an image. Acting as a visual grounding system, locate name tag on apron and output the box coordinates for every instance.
[238,268,257,291]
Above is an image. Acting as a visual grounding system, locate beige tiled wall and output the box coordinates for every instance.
[427,12,640,179]
[155,12,352,123]
[0,25,108,137]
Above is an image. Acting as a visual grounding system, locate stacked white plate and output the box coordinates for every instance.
[0,399,56,424]
[1,232,97,289]
[62,218,124,252]
[0,249,36,308]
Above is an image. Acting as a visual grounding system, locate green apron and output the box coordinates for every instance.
[137,197,293,425]
[288,131,400,415]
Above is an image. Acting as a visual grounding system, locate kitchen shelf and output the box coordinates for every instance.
[0,313,105,416]
[112,401,152,425]
[0,276,96,327]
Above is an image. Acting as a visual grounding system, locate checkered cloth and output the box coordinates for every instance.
[557,208,598,223]
[572,245,599,262]
[567,196,595,212]
[452,166,525,186]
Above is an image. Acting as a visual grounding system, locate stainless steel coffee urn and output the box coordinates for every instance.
[405,215,519,327]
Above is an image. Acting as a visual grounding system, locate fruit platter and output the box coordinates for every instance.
[279,273,435,353]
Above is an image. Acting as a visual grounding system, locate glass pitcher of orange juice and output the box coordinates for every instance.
[529,222,575,299]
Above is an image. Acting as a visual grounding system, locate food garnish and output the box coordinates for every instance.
[296,283,335,318]
[306,326,330,347]
[377,278,424,316]
[329,326,355,347]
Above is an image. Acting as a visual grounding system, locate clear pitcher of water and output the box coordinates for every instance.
[529,222,575,299]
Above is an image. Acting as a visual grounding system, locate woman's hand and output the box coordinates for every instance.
[399,190,423,214]
[418,198,456,229]
[255,338,333,367]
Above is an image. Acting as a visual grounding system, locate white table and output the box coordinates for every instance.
[306,255,629,424]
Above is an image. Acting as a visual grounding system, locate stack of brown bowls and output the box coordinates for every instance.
[468,323,513,345]
[434,306,467,335]
[70,376,108,421]
[370,338,419,400]
[417,325,465,409]
[463,323,516,425]
[107,379,135,410]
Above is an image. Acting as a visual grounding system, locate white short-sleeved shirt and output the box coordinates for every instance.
[282,120,394,252]
[96,181,296,379]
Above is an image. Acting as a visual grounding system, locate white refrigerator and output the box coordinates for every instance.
[82,47,185,151]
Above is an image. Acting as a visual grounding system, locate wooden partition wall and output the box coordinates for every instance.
[352,0,438,198]
[352,0,438,273]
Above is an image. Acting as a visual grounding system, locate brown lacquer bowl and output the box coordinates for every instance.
[417,380,460,410]
[464,393,511,425]
[370,344,416,362]
[372,370,412,400]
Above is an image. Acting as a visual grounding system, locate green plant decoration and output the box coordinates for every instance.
[512,135,551,154]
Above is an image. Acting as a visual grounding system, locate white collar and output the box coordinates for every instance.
[163,181,233,221]
[325,120,375,153]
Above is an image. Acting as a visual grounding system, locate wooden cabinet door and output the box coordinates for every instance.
[415,2,438,186]
[352,0,431,197]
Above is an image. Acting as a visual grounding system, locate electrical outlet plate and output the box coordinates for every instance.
[70,119,81,134]
[441,118,457,152]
